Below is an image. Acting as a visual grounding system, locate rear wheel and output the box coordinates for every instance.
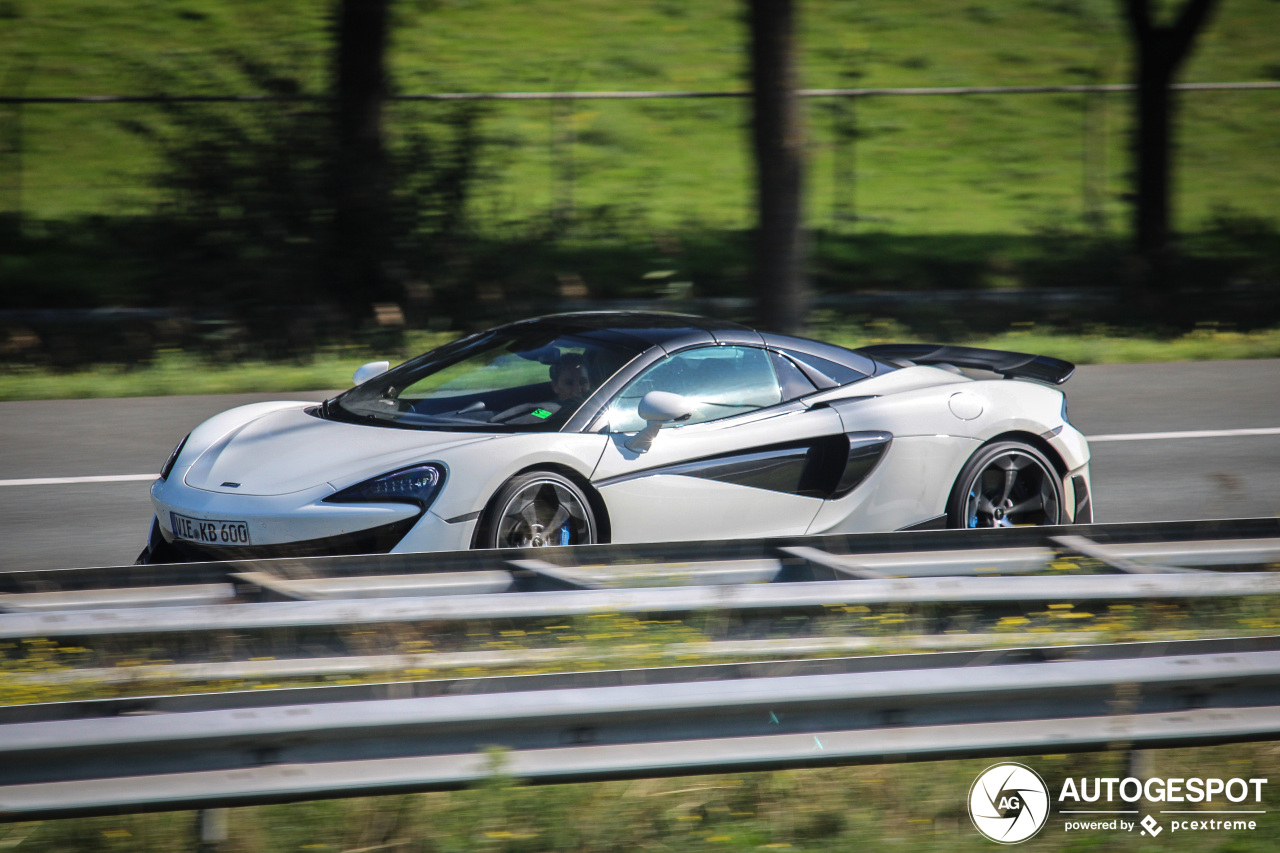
[479,471,598,549]
[947,441,1064,528]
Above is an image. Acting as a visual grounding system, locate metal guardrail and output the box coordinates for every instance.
[0,519,1275,639]
[4,570,1280,641]
[4,518,1274,596]
[4,632,1113,687]
[7,636,1274,723]
[2,637,1278,819]
[1,518,1277,594]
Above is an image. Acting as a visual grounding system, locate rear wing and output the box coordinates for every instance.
[857,344,1075,385]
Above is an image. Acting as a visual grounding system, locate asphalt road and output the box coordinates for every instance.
[1,360,1277,571]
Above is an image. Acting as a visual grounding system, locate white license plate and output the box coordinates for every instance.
[170,512,251,546]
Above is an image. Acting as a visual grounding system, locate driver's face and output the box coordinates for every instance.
[553,364,591,400]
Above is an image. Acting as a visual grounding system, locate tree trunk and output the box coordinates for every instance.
[1121,0,1220,259]
[1133,41,1173,254]
[749,0,808,335]
[333,0,392,318]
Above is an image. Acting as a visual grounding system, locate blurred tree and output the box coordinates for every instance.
[333,0,393,319]
[133,45,485,351]
[1120,0,1221,259]
[749,0,808,334]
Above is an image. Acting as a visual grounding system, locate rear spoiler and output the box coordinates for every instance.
[857,344,1075,385]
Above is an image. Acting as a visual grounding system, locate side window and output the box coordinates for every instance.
[603,346,783,433]
[782,350,870,389]
[770,351,818,401]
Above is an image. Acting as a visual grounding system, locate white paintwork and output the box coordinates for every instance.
[394,508,478,553]
[352,361,391,385]
[626,391,695,452]
[638,390,695,423]
[182,406,493,496]
[807,365,967,406]
[594,405,843,542]
[948,391,984,420]
[807,435,979,535]
[604,475,824,544]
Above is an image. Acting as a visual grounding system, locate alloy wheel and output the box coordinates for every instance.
[961,447,1061,528]
[493,477,596,548]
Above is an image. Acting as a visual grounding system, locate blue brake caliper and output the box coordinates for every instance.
[968,489,979,528]
[559,523,572,546]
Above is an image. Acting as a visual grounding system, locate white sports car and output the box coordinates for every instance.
[140,312,1092,563]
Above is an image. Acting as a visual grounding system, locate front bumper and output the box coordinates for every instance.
[157,515,422,562]
[148,476,473,562]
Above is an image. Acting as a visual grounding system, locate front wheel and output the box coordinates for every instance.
[946,441,1064,529]
[478,471,598,549]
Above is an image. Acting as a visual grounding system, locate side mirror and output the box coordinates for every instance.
[625,391,694,453]
[353,361,391,385]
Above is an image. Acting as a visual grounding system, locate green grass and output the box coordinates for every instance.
[2,0,1278,234]
[2,325,1278,401]
[2,1,1278,363]
[10,745,1280,852]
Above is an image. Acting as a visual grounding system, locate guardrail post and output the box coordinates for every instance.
[196,808,229,853]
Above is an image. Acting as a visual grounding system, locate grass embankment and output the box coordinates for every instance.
[9,743,1280,852]
[4,0,1279,232]
[2,325,1278,402]
[2,0,1278,323]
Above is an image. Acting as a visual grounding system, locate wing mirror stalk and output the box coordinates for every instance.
[625,391,694,453]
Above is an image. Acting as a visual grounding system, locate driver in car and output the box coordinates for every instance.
[495,353,594,424]
[549,353,592,405]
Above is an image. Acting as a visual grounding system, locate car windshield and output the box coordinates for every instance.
[330,329,640,431]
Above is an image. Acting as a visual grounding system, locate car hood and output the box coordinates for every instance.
[183,405,495,495]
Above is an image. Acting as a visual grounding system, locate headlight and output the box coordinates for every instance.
[324,463,446,510]
[159,434,190,481]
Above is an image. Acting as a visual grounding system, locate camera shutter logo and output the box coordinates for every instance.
[969,763,1051,844]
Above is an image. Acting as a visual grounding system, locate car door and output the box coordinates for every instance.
[588,344,848,543]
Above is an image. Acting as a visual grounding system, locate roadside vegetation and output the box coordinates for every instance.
[7,742,1279,852]
[4,0,1279,229]
[2,0,1279,347]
